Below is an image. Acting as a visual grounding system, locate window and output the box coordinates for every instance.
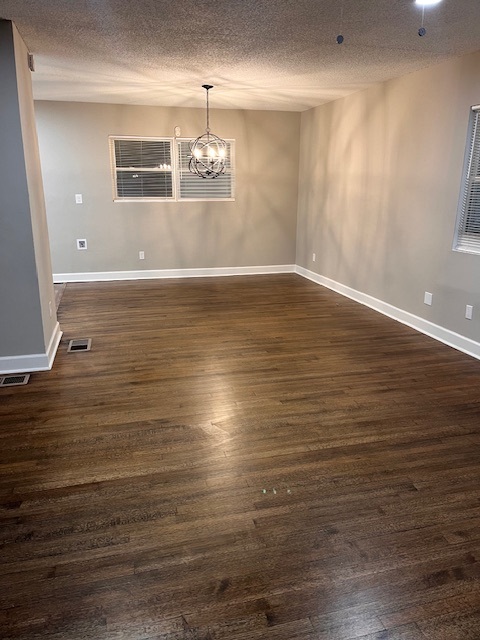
[110,137,174,201]
[176,139,235,200]
[453,106,480,253]
[109,136,235,202]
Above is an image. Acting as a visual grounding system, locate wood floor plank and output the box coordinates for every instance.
[1,274,480,639]
[356,623,425,639]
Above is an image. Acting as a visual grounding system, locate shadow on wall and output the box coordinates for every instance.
[297,77,462,310]
[144,110,299,270]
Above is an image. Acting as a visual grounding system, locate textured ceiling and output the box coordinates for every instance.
[1,0,480,111]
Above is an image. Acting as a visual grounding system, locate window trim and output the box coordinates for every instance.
[109,135,176,202]
[175,137,236,202]
[453,105,480,255]
[109,135,235,203]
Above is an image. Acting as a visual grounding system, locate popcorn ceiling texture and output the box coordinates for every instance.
[1,0,480,111]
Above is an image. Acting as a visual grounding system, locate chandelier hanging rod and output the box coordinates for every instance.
[202,84,213,132]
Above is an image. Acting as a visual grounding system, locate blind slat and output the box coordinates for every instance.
[111,138,174,199]
[109,136,235,201]
[177,139,235,200]
[454,108,480,253]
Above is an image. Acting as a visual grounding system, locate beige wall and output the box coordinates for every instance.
[296,50,480,342]
[35,102,300,274]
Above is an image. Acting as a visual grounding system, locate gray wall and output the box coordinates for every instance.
[0,21,56,358]
[296,50,480,342]
[35,102,300,274]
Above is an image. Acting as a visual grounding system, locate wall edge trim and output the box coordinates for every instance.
[53,265,296,282]
[295,266,480,361]
[46,321,63,369]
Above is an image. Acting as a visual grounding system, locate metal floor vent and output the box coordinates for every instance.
[67,338,92,353]
[0,374,30,387]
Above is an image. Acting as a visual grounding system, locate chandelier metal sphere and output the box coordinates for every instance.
[189,85,227,179]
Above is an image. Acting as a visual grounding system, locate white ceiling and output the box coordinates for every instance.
[1,0,480,112]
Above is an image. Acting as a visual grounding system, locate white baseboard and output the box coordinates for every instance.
[296,266,480,361]
[53,264,296,283]
[50,264,480,361]
[0,322,63,375]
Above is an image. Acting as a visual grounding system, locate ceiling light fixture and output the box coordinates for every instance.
[189,85,226,179]
[416,0,442,36]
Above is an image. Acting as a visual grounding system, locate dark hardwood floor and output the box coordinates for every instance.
[1,274,480,640]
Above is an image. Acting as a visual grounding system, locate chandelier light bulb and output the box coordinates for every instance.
[415,0,442,5]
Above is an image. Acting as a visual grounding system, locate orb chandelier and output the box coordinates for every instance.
[189,85,227,179]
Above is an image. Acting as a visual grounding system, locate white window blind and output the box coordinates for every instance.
[176,139,235,200]
[110,137,174,200]
[454,106,480,253]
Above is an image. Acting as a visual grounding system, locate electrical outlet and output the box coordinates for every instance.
[424,291,433,306]
[75,194,83,204]
[77,239,87,250]
[466,304,473,320]
[139,251,145,260]
[312,253,316,262]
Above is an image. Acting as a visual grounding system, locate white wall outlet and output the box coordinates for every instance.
[466,304,473,320]
[174,125,181,137]
[424,291,433,306]
[312,252,316,262]
[77,239,87,250]
[75,194,83,204]
[139,251,145,260]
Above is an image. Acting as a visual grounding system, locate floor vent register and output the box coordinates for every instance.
[0,374,30,387]
[67,338,92,353]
